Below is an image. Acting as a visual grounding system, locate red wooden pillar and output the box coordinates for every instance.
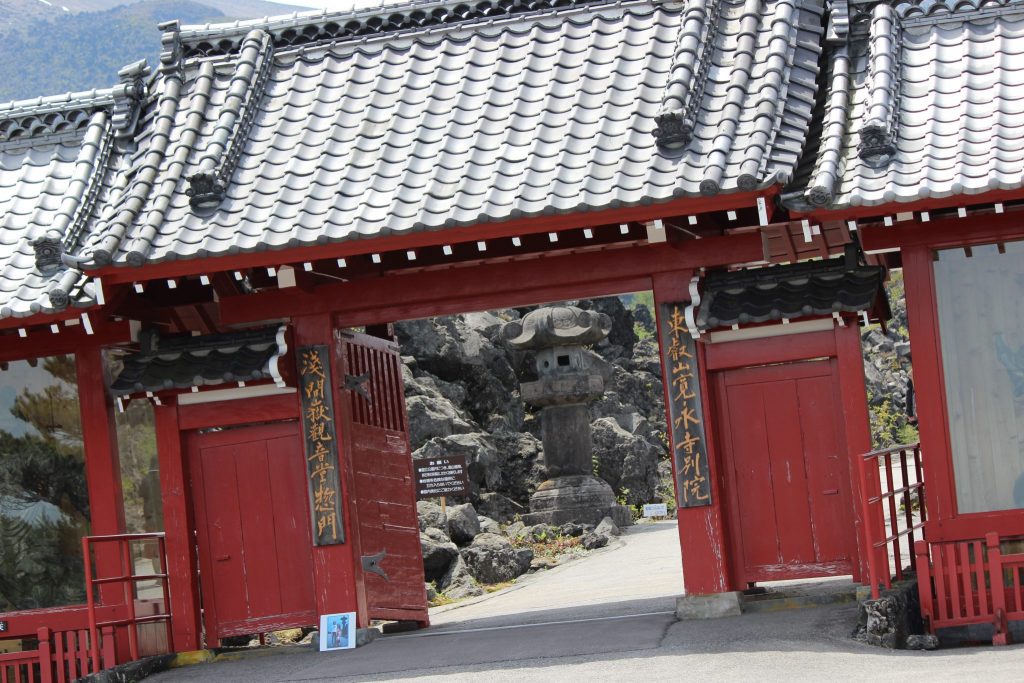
[292,314,361,620]
[76,347,125,536]
[76,346,129,626]
[834,320,873,583]
[154,401,202,652]
[652,271,733,595]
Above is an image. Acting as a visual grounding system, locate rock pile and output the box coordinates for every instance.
[418,499,621,600]
[398,298,671,515]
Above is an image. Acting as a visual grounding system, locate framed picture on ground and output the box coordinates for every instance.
[319,612,356,651]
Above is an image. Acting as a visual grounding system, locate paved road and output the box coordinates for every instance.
[148,521,1024,682]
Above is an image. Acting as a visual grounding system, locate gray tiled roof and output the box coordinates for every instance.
[110,325,287,395]
[0,109,114,319]
[786,0,1024,211]
[0,62,148,320]
[78,0,823,267]
[696,256,885,329]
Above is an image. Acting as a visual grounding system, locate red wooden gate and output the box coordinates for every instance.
[186,421,317,643]
[713,358,856,585]
[337,331,429,627]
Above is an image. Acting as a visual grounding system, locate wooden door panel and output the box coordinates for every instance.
[235,443,284,619]
[724,382,779,571]
[266,439,314,614]
[716,358,855,585]
[762,380,816,565]
[196,445,249,629]
[339,333,428,626]
[795,372,852,564]
[188,423,316,641]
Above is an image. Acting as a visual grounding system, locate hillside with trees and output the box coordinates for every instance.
[0,0,308,102]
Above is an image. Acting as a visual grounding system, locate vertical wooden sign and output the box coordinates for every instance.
[298,345,345,545]
[659,303,712,508]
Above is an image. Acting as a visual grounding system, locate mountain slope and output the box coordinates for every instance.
[0,0,310,103]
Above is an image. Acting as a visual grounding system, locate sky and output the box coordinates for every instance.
[272,0,409,10]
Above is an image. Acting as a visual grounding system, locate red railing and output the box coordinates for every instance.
[82,533,172,666]
[916,532,1024,645]
[0,626,115,683]
[857,442,926,598]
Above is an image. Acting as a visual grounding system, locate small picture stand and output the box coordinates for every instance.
[319,612,356,651]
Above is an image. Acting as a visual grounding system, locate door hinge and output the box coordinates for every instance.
[361,550,388,581]
[344,373,372,403]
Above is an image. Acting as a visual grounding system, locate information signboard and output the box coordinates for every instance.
[414,455,469,500]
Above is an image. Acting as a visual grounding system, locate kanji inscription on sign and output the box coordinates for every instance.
[414,455,469,499]
[298,345,345,545]
[659,303,712,508]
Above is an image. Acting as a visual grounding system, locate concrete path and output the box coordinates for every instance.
[428,519,684,630]
[146,520,1024,682]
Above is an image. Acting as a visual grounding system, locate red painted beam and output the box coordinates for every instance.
[0,305,100,333]
[791,187,1024,222]
[89,192,770,285]
[220,235,764,327]
[0,319,130,363]
[860,209,1024,252]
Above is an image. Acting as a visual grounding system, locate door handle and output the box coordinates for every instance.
[823,489,839,496]
[215,554,231,562]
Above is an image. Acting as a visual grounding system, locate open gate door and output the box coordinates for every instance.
[337,331,429,628]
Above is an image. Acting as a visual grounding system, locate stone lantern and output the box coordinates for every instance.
[503,306,632,527]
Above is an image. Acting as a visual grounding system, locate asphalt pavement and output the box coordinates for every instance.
[147,521,1024,682]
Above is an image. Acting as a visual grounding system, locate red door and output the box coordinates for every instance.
[187,421,317,642]
[713,359,856,585]
[337,331,429,626]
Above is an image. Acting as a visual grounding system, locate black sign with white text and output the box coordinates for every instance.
[414,455,469,499]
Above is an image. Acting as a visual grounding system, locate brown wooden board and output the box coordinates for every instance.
[414,455,469,500]
[297,345,346,545]
[338,332,429,627]
[659,302,711,508]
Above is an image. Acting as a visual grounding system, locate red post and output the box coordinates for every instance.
[652,271,733,595]
[857,456,874,598]
[294,314,361,621]
[76,347,126,610]
[121,541,139,662]
[154,403,202,652]
[834,321,873,585]
[36,628,53,683]
[914,540,934,632]
[82,537,101,672]
[987,532,1011,646]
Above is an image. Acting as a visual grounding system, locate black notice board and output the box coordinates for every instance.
[659,302,712,508]
[414,455,469,500]
[298,345,346,545]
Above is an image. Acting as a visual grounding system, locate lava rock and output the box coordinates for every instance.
[425,583,437,601]
[590,415,663,507]
[905,634,939,650]
[446,503,482,546]
[595,516,621,537]
[581,531,609,550]
[504,520,527,540]
[420,531,459,583]
[417,500,447,532]
[558,522,589,538]
[476,491,527,523]
[478,515,501,535]
[461,533,533,584]
[440,555,484,600]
